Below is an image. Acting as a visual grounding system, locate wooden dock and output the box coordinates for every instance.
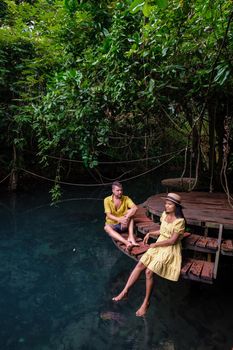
[145,192,233,229]
[112,192,233,285]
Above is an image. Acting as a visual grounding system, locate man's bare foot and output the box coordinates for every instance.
[127,239,140,247]
[135,302,150,317]
[112,290,128,302]
[126,241,133,252]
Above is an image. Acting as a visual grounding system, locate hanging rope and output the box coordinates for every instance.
[188,10,233,135]
[24,148,185,164]
[93,167,135,182]
[220,116,233,208]
[109,132,158,140]
[189,120,201,191]
[0,173,11,184]
[18,148,185,187]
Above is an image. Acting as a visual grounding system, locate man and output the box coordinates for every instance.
[104,181,139,251]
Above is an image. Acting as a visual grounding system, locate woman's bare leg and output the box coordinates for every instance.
[112,262,146,301]
[136,268,154,317]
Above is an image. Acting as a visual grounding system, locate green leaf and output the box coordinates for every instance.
[142,3,153,17]
[149,78,155,93]
[129,0,145,14]
[156,0,168,9]
[214,65,230,85]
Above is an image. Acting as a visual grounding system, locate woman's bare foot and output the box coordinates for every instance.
[112,290,128,302]
[135,302,150,317]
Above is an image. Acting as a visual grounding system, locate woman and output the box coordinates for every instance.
[112,193,185,317]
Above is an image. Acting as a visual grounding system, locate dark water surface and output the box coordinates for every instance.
[0,178,233,350]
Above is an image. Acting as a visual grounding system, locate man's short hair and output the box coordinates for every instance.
[112,181,122,189]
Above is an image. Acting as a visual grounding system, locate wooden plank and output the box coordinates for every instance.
[137,224,155,234]
[143,223,160,234]
[144,192,233,229]
[206,238,218,251]
[184,234,201,246]
[136,221,153,228]
[183,234,218,253]
[133,210,148,217]
[161,177,196,189]
[181,259,193,275]
[131,243,149,256]
[201,261,214,281]
[133,212,149,217]
[134,217,152,223]
[181,259,214,283]
[147,225,161,234]
[134,207,147,214]
[189,260,204,277]
[196,237,208,248]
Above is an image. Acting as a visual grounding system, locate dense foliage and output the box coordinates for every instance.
[0,0,233,195]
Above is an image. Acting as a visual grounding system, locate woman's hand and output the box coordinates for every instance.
[143,233,150,245]
[149,243,157,248]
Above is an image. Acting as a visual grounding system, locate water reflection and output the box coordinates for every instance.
[0,182,233,349]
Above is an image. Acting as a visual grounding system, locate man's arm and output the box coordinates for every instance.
[105,205,138,225]
[124,205,138,220]
[106,212,128,226]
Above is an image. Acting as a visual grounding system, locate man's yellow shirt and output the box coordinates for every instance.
[104,195,135,224]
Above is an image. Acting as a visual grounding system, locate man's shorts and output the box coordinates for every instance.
[112,223,128,234]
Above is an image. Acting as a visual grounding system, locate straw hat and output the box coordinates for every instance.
[161,193,183,207]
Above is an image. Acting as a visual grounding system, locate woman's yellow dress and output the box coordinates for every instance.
[140,211,185,281]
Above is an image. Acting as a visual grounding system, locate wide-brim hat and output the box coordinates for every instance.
[161,193,184,208]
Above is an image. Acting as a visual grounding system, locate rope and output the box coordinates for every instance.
[109,133,158,140]
[180,145,188,180]
[25,148,186,164]
[220,116,233,208]
[93,167,135,181]
[187,9,233,136]
[18,148,184,187]
[189,124,201,191]
[156,99,189,137]
[0,173,11,184]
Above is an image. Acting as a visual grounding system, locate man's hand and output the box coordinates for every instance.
[118,216,129,226]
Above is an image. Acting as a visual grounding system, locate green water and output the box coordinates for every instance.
[0,179,232,350]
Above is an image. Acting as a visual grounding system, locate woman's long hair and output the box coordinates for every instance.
[175,204,187,228]
[175,205,185,219]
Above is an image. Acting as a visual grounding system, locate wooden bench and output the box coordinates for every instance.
[136,222,160,235]
[181,258,214,284]
[182,223,223,281]
[134,207,160,235]
[183,233,218,253]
